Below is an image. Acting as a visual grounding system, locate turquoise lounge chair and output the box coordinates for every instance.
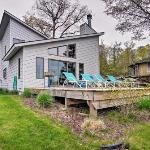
[108,75,125,87]
[81,73,99,87]
[63,72,85,88]
[95,74,109,87]
[108,75,137,87]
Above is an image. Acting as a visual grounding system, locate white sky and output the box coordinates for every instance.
[0,0,150,48]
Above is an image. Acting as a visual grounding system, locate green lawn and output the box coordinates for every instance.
[0,94,150,150]
[0,95,96,150]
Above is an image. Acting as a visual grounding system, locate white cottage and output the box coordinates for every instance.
[0,11,104,91]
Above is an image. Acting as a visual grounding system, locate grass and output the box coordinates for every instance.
[137,98,150,111]
[107,110,137,124]
[106,110,150,149]
[0,95,97,150]
[0,94,150,150]
[128,124,150,150]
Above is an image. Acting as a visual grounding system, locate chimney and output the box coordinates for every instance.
[87,14,92,28]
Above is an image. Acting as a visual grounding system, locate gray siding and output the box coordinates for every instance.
[8,49,23,91]
[23,36,99,89]
[0,17,46,89]
[0,22,11,88]
[10,19,45,46]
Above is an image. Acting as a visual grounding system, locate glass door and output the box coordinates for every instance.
[48,60,59,87]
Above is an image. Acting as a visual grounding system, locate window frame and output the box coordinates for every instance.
[36,57,44,79]
[48,59,76,86]
[48,44,76,59]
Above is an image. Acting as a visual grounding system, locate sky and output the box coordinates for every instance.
[0,0,150,48]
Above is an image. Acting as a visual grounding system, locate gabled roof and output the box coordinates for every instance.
[3,32,104,61]
[0,10,49,40]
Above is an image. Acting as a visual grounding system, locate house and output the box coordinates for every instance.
[0,11,104,91]
[129,57,150,82]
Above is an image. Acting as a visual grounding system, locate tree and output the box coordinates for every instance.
[118,41,136,75]
[136,44,150,60]
[23,15,52,37]
[101,0,150,40]
[24,0,89,38]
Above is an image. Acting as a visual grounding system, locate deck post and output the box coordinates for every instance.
[87,101,97,118]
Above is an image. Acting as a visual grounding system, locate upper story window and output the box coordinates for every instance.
[48,44,76,58]
[68,44,76,58]
[13,38,25,44]
[58,46,67,57]
[48,47,58,56]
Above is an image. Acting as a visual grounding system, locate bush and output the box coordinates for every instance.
[37,91,53,107]
[23,88,32,98]
[0,88,9,95]
[81,118,106,135]
[9,90,18,95]
[137,98,150,111]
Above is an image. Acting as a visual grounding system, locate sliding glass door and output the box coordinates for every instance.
[48,59,76,86]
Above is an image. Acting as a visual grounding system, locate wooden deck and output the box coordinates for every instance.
[32,87,150,118]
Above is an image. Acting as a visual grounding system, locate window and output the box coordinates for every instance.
[48,59,76,86]
[48,44,76,58]
[58,46,67,57]
[48,47,58,55]
[36,57,44,79]
[13,38,25,44]
[3,68,7,79]
[79,63,84,80]
[18,58,21,79]
[68,44,76,58]
[68,62,76,75]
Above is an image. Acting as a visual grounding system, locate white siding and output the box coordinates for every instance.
[0,17,46,89]
[1,23,11,88]
[10,19,45,46]
[8,49,23,91]
[23,36,99,89]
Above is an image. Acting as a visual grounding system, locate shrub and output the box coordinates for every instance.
[81,118,106,135]
[107,110,137,123]
[9,90,18,95]
[137,98,150,111]
[37,91,53,107]
[23,88,32,98]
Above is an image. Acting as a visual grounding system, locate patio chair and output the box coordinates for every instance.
[81,73,101,87]
[95,74,110,88]
[63,72,85,88]
[108,75,133,87]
